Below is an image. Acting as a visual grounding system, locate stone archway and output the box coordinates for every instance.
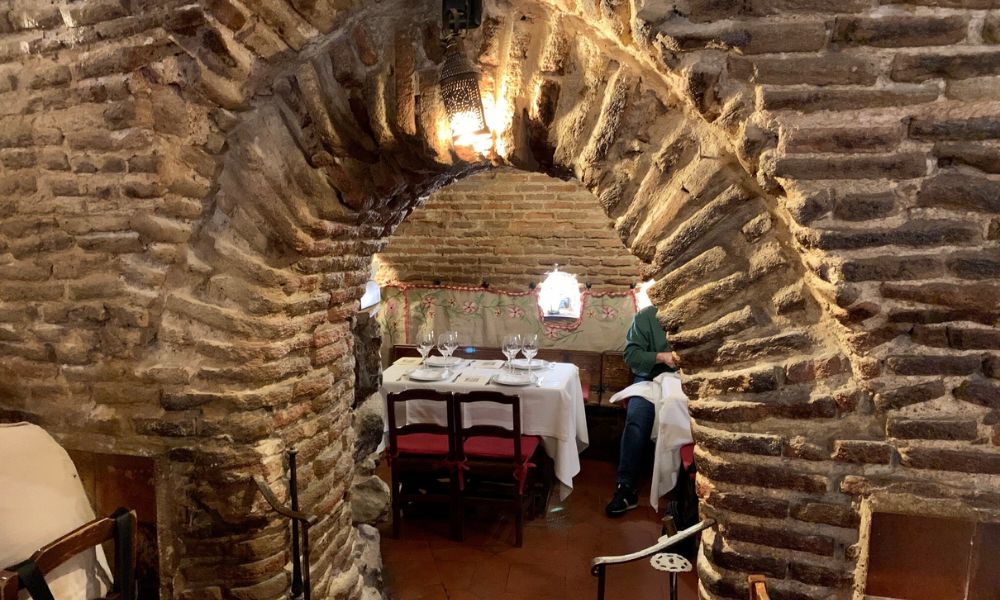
[2,1,999,600]
[147,2,855,598]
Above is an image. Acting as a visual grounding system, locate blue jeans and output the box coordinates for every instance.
[617,376,654,490]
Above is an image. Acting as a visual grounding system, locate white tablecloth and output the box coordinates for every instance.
[608,373,693,506]
[381,358,589,499]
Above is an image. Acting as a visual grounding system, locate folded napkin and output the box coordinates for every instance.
[457,373,491,385]
[472,359,505,369]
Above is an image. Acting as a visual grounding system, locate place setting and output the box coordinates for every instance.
[491,333,550,387]
[403,330,465,382]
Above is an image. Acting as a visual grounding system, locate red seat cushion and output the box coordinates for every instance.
[463,435,541,461]
[396,433,449,456]
[680,443,695,470]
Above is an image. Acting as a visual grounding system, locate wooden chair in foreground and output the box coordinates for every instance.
[1,508,137,600]
[748,575,771,600]
[453,391,543,547]
[386,389,461,540]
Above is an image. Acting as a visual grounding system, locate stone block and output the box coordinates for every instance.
[791,501,859,528]
[832,440,893,464]
[954,379,1000,409]
[698,454,830,493]
[723,522,835,556]
[797,220,980,251]
[788,561,853,587]
[729,54,878,86]
[910,116,1000,140]
[761,85,939,112]
[658,20,827,55]
[839,255,942,282]
[833,15,969,47]
[351,474,389,525]
[987,12,1000,43]
[783,126,902,154]
[887,417,979,441]
[886,354,982,376]
[900,447,1000,474]
[946,75,1000,101]
[705,542,787,578]
[708,492,789,519]
[934,141,1000,173]
[774,153,926,180]
[919,172,1000,214]
[892,50,1000,82]
[695,426,784,456]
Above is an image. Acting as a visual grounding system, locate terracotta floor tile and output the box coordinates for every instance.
[435,560,478,589]
[505,562,567,599]
[382,458,699,600]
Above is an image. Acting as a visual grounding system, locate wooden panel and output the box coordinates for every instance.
[865,512,974,600]
[601,351,632,404]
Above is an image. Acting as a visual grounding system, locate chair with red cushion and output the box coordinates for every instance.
[453,391,542,547]
[386,389,460,540]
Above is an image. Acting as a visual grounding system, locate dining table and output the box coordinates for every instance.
[380,356,590,499]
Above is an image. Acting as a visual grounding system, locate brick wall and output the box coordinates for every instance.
[376,168,644,290]
[0,1,998,600]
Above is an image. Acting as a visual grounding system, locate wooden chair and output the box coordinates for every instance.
[1,508,137,600]
[453,391,543,547]
[748,575,771,600]
[386,389,461,540]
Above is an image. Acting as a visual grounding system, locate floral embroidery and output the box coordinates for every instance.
[378,284,636,366]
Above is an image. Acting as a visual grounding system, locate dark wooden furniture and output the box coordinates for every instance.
[385,389,461,540]
[390,345,633,404]
[1,508,137,600]
[453,391,542,547]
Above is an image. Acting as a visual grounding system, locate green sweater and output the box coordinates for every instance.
[623,305,673,378]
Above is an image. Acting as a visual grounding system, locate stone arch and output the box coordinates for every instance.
[146,2,856,599]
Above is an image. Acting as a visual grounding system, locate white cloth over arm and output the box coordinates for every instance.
[607,373,693,506]
[0,423,111,600]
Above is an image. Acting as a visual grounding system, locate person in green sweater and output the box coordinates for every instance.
[606,304,678,516]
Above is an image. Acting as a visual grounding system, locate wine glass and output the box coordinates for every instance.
[417,330,435,364]
[502,334,521,374]
[522,333,538,380]
[444,331,459,360]
[437,332,452,361]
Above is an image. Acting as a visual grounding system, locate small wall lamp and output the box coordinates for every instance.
[440,0,491,152]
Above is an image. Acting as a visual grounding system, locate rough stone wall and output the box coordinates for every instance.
[375,168,645,290]
[0,1,997,600]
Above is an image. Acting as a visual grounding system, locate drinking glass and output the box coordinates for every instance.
[444,331,459,360]
[501,334,521,374]
[522,333,539,379]
[417,330,435,364]
[437,332,452,360]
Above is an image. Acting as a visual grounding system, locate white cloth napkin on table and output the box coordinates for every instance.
[607,373,693,505]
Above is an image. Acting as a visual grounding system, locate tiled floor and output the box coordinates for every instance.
[379,459,699,600]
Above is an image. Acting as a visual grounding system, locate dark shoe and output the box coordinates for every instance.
[605,485,638,517]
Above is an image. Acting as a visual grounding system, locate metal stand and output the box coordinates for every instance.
[254,449,318,600]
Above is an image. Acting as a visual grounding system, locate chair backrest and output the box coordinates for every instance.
[453,391,522,461]
[1,509,137,600]
[386,389,455,456]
